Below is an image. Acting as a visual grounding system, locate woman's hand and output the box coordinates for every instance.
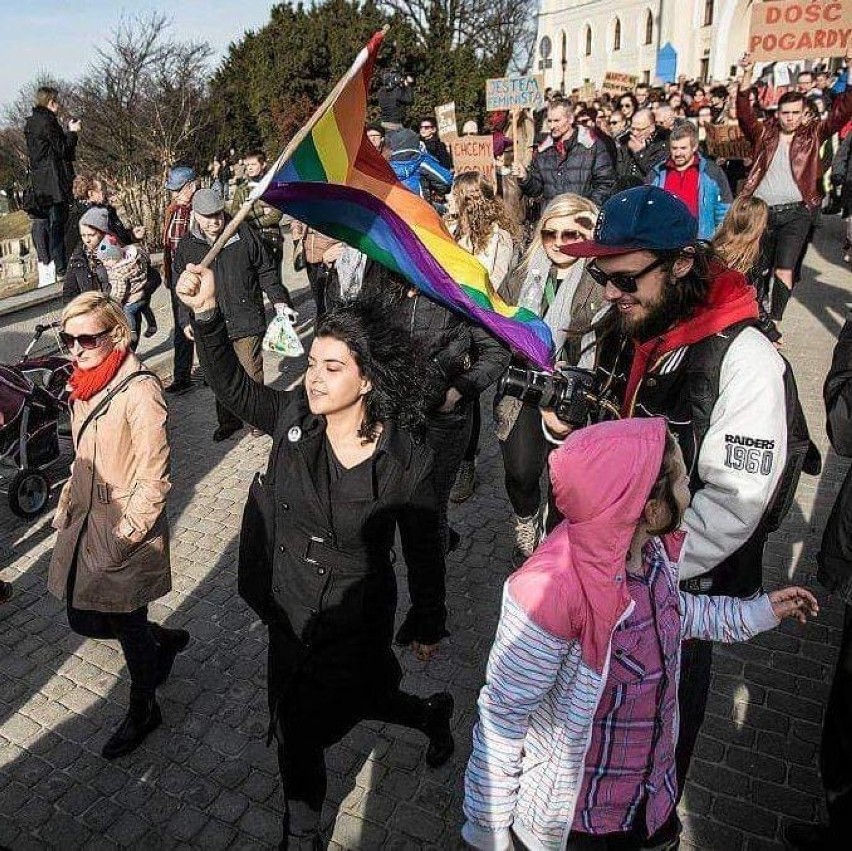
[176,263,217,313]
[439,387,462,413]
[412,641,440,662]
[768,587,819,625]
[541,409,573,440]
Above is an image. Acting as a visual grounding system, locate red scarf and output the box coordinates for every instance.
[622,265,759,415]
[69,348,128,402]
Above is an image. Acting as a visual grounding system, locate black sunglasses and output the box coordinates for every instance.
[59,329,112,350]
[541,227,584,244]
[586,256,667,293]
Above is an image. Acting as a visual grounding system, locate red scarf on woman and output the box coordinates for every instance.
[69,348,128,402]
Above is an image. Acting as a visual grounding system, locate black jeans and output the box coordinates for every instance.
[169,287,195,384]
[763,204,814,274]
[306,262,327,319]
[31,217,51,265]
[276,689,427,836]
[500,403,552,518]
[47,202,69,274]
[66,564,158,699]
[463,400,481,463]
[820,602,852,843]
[425,406,473,553]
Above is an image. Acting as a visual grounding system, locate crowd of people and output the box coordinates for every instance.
[3,46,852,851]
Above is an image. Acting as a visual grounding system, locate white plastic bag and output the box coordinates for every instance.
[262,305,304,357]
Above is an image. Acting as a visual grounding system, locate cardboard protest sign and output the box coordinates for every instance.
[578,82,597,103]
[602,72,639,98]
[435,102,458,140]
[748,0,852,61]
[706,124,753,160]
[449,135,496,188]
[486,76,545,111]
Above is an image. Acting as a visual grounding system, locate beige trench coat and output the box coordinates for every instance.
[48,354,171,613]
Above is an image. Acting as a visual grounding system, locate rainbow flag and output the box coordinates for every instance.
[254,29,553,369]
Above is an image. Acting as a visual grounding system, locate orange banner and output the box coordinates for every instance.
[748,1,852,61]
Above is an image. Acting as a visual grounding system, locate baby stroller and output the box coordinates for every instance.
[0,322,73,519]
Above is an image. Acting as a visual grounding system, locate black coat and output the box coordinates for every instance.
[358,261,510,411]
[175,220,291,339]
[819,318,852,602]
[422,135,453,171]
[63,243,109,304]
[615,130,669,190]
[24,106,77,207]
[520,127,616,206]
[191,310,447,744]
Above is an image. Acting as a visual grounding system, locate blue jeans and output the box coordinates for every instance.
[123,300,145,350]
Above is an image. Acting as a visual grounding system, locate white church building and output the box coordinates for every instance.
[532,0,758,91]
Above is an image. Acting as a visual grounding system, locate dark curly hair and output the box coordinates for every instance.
[314,300,429,442]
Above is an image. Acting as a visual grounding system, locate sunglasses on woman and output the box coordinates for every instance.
[586,257,667,294]
[59,329,112,350]
[541,228,585,244]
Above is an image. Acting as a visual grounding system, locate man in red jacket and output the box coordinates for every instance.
[737,49,852,321]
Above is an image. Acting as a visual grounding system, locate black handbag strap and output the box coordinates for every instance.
[75,369,158,448]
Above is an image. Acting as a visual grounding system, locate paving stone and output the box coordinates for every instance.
[0,227,848,848]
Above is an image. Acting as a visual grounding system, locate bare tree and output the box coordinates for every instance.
[70,13,212,242]
[380,0,537,72]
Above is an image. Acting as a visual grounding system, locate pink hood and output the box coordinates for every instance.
[509,418,671,672]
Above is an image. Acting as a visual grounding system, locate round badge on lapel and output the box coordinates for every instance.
[287,426,302,443]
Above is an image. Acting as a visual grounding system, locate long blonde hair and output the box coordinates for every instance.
[61,291,132,351]
[452,171,521,254]
[504,194,599,301]
[712,196,768,274]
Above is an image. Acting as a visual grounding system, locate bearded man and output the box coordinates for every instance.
[548,185,790,849]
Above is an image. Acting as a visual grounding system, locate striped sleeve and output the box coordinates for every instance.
[679,592,779,643]
[462,588,570,849]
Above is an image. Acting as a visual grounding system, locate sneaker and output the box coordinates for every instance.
[0,580,12,604]
[422,692,454,767]
[101,696,162,760]
[164,379,193,395]
[512,512,540,566]
[450,460,476,503]
[143,323,158,338]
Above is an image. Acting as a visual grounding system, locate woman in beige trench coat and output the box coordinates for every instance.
[48,291,189,759]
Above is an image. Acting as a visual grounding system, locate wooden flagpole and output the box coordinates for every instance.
[198,25,390,270]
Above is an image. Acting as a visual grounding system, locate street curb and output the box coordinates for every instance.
[0,253,166,319]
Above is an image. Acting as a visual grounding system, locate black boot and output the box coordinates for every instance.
[422,692,455,767]
[150,624,191,686]
[770,277,792,321]
[102,694,162,760]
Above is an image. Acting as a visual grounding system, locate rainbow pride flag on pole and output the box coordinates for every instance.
[252,29,553,369]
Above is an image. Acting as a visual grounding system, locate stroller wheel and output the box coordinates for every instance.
[8,468,51,520]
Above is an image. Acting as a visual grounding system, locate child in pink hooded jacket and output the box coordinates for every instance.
[463,418,817,851]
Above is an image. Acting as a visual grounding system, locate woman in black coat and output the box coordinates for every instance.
[176,263,453,850]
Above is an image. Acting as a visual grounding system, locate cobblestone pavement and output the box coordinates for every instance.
[1,217,851,850]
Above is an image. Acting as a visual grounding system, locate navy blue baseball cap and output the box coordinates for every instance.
[165,165,197,191]
[560,185,698,258]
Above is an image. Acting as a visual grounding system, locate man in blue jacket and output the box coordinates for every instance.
[646,122,732,240]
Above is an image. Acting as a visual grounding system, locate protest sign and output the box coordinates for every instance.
[485,75,545,111]
[449,135,496,188]
[748,0,852,61]
[435,102,458,140]
[578,82,597,103]
[602,72,639,98]
[706,124,753,160]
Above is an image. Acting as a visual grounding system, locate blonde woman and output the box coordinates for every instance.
[449,171,521,502]
[451,171,520,291]
[497,193,603,562]
[48,292,187,760]
[712,195,781,344]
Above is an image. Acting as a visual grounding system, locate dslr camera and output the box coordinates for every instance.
[498,365,599,427]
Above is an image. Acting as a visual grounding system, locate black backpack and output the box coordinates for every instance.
[687,320,821,537]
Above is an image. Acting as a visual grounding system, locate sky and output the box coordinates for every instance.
[0,0,279,113]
